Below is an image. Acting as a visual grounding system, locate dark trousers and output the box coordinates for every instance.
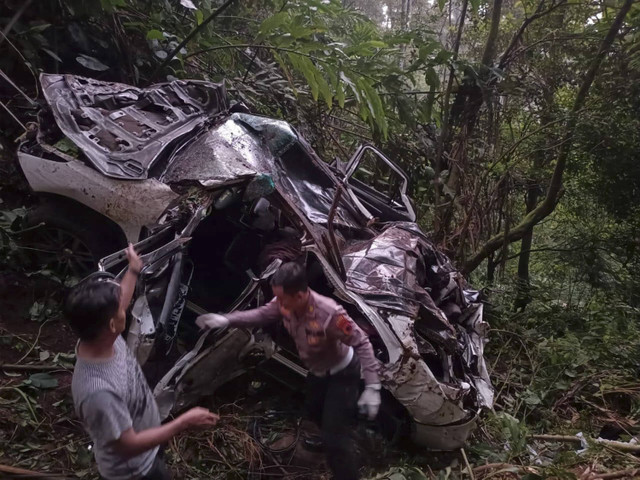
[140,452,170,480]
[305,357,361,480]
[99,452,169,480]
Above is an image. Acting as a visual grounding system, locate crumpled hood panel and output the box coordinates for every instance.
[160,115,274,187]
[40,74,228,180]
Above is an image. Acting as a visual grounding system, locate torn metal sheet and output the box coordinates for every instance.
[162,112,364,231]
[379,313,468,425]
[40,73,227,179]
[232,113,298,157]
[127,295,156,366]
[153,260,283,418]
[18,152,178,242]
[341,225,456,335]
[160,115,274,186]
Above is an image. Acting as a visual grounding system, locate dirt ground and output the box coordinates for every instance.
[0,272,432,479]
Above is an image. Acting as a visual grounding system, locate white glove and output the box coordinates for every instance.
[358,383,381,420]
[195,313,229,330]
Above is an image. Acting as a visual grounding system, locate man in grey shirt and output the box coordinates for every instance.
[66,245,219,479]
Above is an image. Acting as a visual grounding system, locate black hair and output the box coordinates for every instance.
[270,261,308,295]
[64,277,121,342]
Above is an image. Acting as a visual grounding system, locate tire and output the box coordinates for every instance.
[21,200,125,279]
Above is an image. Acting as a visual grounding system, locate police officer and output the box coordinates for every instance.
[196,261,381,480]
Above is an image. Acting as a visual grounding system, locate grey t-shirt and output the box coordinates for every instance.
[72,336,160,480]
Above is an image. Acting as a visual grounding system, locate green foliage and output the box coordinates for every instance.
[487,281,640,424]
[482,412,529,460]
[367,466,428,480]
[27,373,58,389]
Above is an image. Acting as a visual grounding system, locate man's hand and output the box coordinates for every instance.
[113,407,219,458]
[177,407,219,429]
[358,384,381,420]
[125,243,143,274]
[196,313,229,330]
[118,244,143,316]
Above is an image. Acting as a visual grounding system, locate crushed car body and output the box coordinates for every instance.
[18,74,493,450]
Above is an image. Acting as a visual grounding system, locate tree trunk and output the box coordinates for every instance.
[435,0,569,245]
[513,186,539,311]
[461,0,635,275]
[513,8,563,310]
[433,0,469,233]
[436,0,503,238]
[487,252,497,284]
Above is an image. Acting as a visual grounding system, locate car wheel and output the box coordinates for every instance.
[21,201,124,279]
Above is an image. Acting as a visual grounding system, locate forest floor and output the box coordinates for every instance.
[1,271,639,480]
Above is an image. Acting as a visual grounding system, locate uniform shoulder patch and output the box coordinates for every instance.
[335,314,353,336]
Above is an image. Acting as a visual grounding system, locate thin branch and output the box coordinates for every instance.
[0,28,39,98]
[505,245,611,261]
[462,0,634,274]
[150,0,236,82]
[0,99,26,130]
[498,0,569,70]
[186,43,378,82]
[0,0,32,48]
[326,123,373,141]
[434,0,468,229]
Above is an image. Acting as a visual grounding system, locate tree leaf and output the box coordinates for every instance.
[146,29,164,40]
[315,71,333,108]
[396,95,415,128]
[29,301,44,321]
[363,40,386,48]
[76,54,109,71]
[438,0,447,11]
[29,373,58,389]
[100,0,126,11]
[41,47,62,62]
[434,49,453,64]
[336,80,345,108]
[180,0,197,9]
[288,53,319,100]
[259,12,289,37]
[425,67,440,88]
[357,78,388,139]
[28,24,52,33]
[195,10,204,26]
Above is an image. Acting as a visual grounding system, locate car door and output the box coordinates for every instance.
[344,145,416,222]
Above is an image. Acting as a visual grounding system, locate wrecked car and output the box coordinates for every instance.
[17,73,493,450]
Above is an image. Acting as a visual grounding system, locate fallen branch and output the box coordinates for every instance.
[472,463,523,474]
[460,448,475,479]
[530,434,582,444]
[595,468,640,479]
[531,434,640,453]
[472,462,639,480]
[0,463,67,478]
